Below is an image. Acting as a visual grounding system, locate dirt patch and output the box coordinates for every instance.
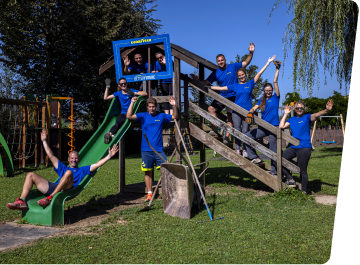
[314,195,337,205]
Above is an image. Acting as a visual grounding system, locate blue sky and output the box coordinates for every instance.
[146,0,350,104]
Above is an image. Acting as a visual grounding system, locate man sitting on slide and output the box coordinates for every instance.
[7,129,119,210]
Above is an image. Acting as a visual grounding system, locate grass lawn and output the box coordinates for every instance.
[0,146,342,263]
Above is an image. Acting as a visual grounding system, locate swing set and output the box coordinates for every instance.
[311,114,345,146]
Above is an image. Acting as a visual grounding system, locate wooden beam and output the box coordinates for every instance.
[173,57,181,163]
[188,79,300,146]
[189,102,300,173]
[152,96,170,103]
[277,128,282,190]
[170,43,217,71]
[198,100,227,122]
[156,44,198,68]
[189,123,281,191]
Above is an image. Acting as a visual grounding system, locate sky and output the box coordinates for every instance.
[146,0,350,105]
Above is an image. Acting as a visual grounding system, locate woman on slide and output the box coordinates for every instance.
[103,77,147,144]
[243,60,282,174]
[207,55,276,160]
[279,99,333,191]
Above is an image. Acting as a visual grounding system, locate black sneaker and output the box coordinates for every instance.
[104,132,111,144]
[285,180,296,186]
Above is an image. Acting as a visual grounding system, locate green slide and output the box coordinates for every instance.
[0,133,14,177]
[22,96,146,226]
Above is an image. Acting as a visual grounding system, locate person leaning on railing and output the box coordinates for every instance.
[206,55,276,160]
[279,99,334,192]
[242,60,282,177]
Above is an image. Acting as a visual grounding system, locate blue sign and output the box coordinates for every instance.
[112,34,173,83]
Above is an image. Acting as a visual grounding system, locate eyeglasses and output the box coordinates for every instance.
[295,107,304,110]
[119,83,127,87]
[264,90,272,93]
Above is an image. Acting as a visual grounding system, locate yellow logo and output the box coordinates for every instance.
[298,121,303,123]
[142,161,146,167]
[131,38,151,44]
[226,72,231,75]
[155,120,160,121]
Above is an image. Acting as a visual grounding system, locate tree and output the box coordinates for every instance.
[282,91,301,106]
[0,61,25,99]
[270,0,358,95]
[230,54,269,106]
[0,0,161,131]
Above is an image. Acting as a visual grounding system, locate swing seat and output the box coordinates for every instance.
[322,140,336,144]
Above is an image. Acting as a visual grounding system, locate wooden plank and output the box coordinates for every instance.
[340,114,345,137]
[188,79,300,146]
[170,43,217,71]
[189,102,300,173]
[152,96,170,103]
[155,44,198,68]
[311,120,317,147]
[0,98,46,106]
[189,123,280,191]
[199,65,206,184]
[183,75,189,119]
[22,101,27,168]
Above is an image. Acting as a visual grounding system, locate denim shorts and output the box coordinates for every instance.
[141,151,167,171]
[45,181,58,196]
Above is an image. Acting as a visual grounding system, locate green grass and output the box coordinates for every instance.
[0,147,342,263]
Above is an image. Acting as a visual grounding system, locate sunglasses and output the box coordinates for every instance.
[295,107,304,110]
[119,83,127,87]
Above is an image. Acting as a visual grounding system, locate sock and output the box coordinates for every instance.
[148,191,152,194]
[111,134,115,138]
[20,197,26,202]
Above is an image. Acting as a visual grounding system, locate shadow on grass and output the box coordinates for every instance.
[291,177,338,193]
[203,167,273,192]
[317,147,343,153]
[63,192,144,225]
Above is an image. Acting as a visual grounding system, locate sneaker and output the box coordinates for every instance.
[301,191,307,195]
[236,150,241,155]
[269,173,277,178]
[251,157,262,164]
[223,137,231,145]
[104,132,111,144]
[7,197,28,211]
[285,180,296,186]
[242,150,249,158]
[145,193,153,202]
[37,196,53,208]
[208,130,218,137]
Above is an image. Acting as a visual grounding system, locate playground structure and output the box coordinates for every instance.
[310,114,345,147]
[0,95,76,177]
[99,32,303,193]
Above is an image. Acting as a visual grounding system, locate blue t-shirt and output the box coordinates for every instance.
[256,93,280,126]
[54,161,92,188]
[154,61,172,83]
[113,89,139,114]
[136,112,172,152]
[206,63,243,98]
[227,79,255,111]
[128,59,152,74]
[287,114,312,149]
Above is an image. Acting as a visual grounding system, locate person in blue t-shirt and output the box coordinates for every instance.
[123,52,160,111]
[242,60,282,175]
[279,99,333,192]
[208,56,276,158]
[103,77,147,144]
[7,129,119,210]
[190,43,255,144]
[126,96,178,202]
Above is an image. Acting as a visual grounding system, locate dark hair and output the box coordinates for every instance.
[259,83,273,112]
[155,52,163,57]
[68,150,79,158]
[236,68,247,78]
[118,77,127,91]
[216,54,225,60]
[147,97,157,107]
[133,52,143,58]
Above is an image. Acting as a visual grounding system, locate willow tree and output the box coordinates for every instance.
[270,0,358,95]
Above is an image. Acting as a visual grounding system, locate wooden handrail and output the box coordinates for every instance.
[187,78,300,146]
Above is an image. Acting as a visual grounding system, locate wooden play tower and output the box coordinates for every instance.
[99,33,301,192]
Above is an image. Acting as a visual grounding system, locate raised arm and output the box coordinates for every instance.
[279,105,291,129]
[41,129,59,169]
[122,56,131,75]
[136,91,147,97]
[311,99,333,122]
[273,65,280,97]
[126,97,138,121]
[104,78,115,100]
[241,42,255,68]
[254,55,276,84]
[206,85,229,91]
[90,144,119,172]
[169,96,178,120]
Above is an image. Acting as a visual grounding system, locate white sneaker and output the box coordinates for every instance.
[208,130,218,137]
[242,150,249,158]
[236,150,241,155]
[251,157,262,164]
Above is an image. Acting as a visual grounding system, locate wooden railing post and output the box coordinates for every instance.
[277,127,282,191]
[199,64,206,185]
[173,57,181,164]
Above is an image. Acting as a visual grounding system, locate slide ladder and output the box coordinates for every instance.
[22,96,146,225]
